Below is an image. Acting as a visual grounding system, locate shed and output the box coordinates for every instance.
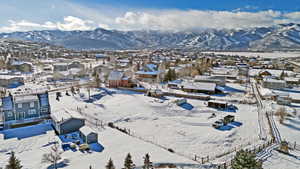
[181,82,216,94]
[51,109,85,135]
[208,101,228,109]
[79,126,98,144]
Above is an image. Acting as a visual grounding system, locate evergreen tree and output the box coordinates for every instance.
[124,153,135,169]
[232,150,263,169]
[143,154,153,169]
[171,69,177,81]
[6,151,22,169]
[106,158,116,169]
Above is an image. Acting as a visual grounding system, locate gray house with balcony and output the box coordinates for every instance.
[0,92,51,128]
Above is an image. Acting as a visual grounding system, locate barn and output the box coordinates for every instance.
[51,109,85,135]
[208,101,228,109]
[79,126,98,144]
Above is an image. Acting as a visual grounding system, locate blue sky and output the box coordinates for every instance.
[0,0,299,32]
[77,0,300,11]
[75,0,300,11]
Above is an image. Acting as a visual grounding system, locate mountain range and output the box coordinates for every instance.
[1,23,300,51]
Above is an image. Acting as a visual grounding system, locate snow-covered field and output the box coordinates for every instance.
[49,87,262,163]
[0,123,199,169]
[2,84,295,169]
[203,51,300,58]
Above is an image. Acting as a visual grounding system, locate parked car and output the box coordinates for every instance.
[212,120,224,129]
[79,143,90,151]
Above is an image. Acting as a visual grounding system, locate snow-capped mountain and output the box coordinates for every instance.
[1,23,300,50]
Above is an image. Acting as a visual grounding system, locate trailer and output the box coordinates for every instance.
[223,115,235,125]
[174,98,187,106]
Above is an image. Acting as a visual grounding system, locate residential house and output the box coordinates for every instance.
[51,109,85,135]
[0,92,50,128]
[262,78,286,89]
[108,71,135,88]
[53,63,69,72]
[181,82,217,94]
[194,75,226,86]
[0,75,24,88]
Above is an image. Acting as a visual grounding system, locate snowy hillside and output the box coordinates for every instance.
[1,23,300,50]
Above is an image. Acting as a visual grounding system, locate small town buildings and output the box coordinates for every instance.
[95,54,108,61]
[68,61,85,70]
[10,61,33,73]
[135,64,164,83]
[79,126,98,144]
[51,109,85,135]
[181,82,216,94]
[276,94,291,105]
[0,75,24,88]
[284,77,299,87]
[262,78,286,89]
[146,89,164,98]
[108,71,135,88]
[53,63,69,72]
[194,75,226,86]
[167,79,183,89]
[0,92,50,128]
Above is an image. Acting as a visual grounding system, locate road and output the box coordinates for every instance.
[252,82,268,140]
[252,81,282,161]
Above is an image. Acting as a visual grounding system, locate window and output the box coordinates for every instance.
[17,103,22,108]
[28,109,36,115]
[30,102,35,108]
[7,112,13,117]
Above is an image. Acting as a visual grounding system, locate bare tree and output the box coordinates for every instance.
[42,143,62,169]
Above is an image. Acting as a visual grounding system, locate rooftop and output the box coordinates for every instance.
[51,109,84,123]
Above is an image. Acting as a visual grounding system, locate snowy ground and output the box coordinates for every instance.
[0,123,200,169]
[1,84,285,169]
[49,87,262,163]
[203,51,300,58]
[263,150,300,169]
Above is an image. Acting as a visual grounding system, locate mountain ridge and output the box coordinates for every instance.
[1,23,300,51]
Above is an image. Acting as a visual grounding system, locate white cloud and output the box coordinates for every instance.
[115,10,284,31]
[284,12,300,21]
[0,9,300,33]
[0,16,97,33]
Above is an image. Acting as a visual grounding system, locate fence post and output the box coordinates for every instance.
[194,155,197,161]
[201,157,204,164]
[224,163,227,169]
[207,155,209,162]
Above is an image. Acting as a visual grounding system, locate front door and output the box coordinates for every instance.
[19,112,25,120]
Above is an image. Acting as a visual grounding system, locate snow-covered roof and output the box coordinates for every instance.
[0,75,24,80]
[79,126,96,135]
[14,95,38,103]
[284,77,299,82]
[146,64,157,72]
[108,71,124,81]
[95,54,107,58]
[51,109,84,123]
[135,71,159,75]
[263,78,286,84]
[168,79,183,85]
[182,82,216,91]
[11,61,32,66]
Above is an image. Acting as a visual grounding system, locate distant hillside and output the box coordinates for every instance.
[1,23,300,51]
